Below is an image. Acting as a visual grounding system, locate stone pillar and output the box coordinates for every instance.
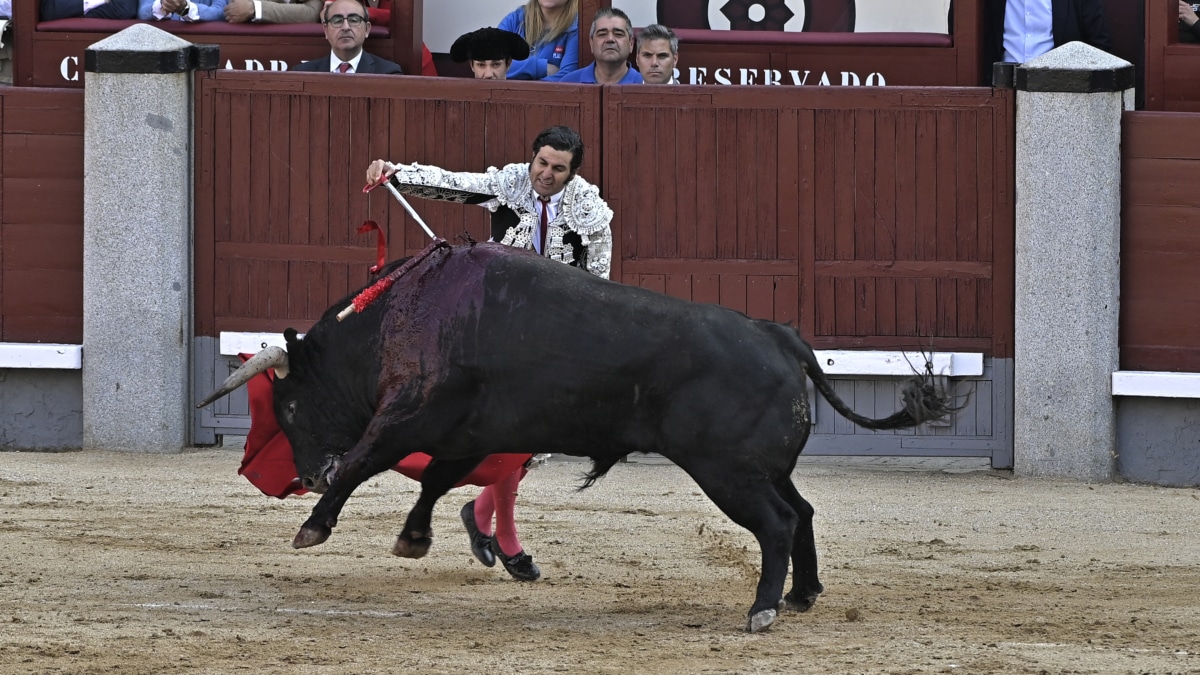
[1012,43,1134,481]
[82,25,217,452]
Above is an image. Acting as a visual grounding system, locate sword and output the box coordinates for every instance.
[364,173,436,241]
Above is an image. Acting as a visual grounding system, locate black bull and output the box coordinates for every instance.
[200,240,953,633]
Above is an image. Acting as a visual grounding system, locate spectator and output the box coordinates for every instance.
[223,0,321,24]
[293,0,401,73]
[558,7,642,84]
[635,23,679,84]
[355,0,438,74]
[365,127,613,580]
[1181,1,1200,42]
[139,0,226,22]
[41,0,137,20]
[983,0,1110,69]
[498,0,580,81]
[450,26,530,80]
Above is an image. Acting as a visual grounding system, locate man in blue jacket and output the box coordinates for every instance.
[559,7,643,84]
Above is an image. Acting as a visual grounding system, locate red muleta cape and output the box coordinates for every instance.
[238,354,530,499]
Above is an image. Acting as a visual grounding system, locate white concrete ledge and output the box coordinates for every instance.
[1112,371,1200,398]
[219,332,290,356]
[812,350,984,377]
[0,343,83,369]
[218,332,983,377]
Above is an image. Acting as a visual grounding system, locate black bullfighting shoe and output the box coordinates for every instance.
[490,539,541,581]
[460,500,496,567]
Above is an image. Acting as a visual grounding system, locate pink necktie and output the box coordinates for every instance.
[337,62,352,73]
[538,197,549,254]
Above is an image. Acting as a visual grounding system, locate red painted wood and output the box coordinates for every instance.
[746,275,775,321]
[0,74,1016,358]
[0,89,84,343]
[1121,112,1200,370]
[719,274,747,314]
[665,274,692,302]
[198,74,601,331]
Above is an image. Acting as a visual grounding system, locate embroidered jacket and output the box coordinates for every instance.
[386,161,613,280]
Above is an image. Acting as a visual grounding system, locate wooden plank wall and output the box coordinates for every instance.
[0,89,85,343]
[1144,0,1200,111]
[194,72,601,336]
[607,86,1014,357]
[1120,111,1200,371]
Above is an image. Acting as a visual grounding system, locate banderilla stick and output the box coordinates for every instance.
[384,180,437,241]
[337,174,445,321]
[335,238,448,321]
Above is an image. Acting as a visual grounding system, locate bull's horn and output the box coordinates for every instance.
[195,346,289,409]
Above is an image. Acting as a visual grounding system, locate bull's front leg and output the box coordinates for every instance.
[391,456,485,559]
[293,425,401,549]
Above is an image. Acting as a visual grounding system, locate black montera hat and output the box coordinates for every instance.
[450,27,531,63]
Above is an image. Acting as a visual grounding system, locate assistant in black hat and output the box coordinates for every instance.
[450,27,531,80]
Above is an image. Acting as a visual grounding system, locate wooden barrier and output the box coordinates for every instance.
[190,71,1015,359]
[605,84,1013,357]
[1144,0,1200,111]
[10,0,424,88]
[193,72,601,336]
[0,88,84,344]
[1120,111,1200,371]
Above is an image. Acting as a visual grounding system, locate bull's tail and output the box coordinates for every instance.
[797,339,957,431]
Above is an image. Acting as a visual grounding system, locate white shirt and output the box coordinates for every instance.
[532,190,563,255]
[328,50,364,73]
[1003,0,1055,63]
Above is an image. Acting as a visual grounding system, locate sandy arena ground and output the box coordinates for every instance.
[1,449,1198,674]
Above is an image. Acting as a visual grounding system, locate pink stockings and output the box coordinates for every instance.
[472,467,527,556]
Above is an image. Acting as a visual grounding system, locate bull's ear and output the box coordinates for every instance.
[277,328,299,380]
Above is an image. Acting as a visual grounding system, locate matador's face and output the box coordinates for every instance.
[529,146,575,199]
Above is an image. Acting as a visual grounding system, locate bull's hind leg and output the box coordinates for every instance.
[688,470,798,633]
[391,456,483,559]
[774,477,824,612]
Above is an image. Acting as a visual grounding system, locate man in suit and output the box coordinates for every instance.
[984,0,1111,71]
[293,0,401,74]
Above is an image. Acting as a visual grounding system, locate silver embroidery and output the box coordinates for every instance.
[388,162,613,280]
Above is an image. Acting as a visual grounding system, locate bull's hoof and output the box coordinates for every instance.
[390,533,432,559]
[292,526,331,549]
[746,608,777,633]
[784,590,821,613]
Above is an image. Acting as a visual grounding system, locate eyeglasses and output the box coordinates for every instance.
[325,14,367,27]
